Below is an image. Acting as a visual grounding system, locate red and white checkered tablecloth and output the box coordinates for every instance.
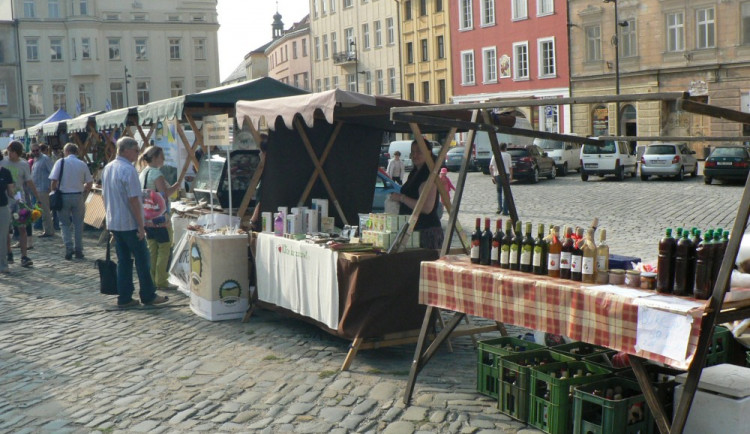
[420,255,706,369]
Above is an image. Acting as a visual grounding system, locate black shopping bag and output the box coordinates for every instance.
[95,233,118,295]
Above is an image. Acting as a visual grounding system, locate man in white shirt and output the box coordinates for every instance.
[386,151,405,184]
[49,143,93,260]
[489,143,513,215]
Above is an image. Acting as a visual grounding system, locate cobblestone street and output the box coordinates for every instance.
[0,167,745,433]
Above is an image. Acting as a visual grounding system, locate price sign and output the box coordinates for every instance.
[203,114,231,149]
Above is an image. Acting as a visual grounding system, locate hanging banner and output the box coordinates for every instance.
[203,114,231,148]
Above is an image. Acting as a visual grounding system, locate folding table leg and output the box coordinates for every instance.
[341,337,363,371]
[436,312,454,353]
[630,356,671,434]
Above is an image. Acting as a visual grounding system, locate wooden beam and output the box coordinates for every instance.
[597,136,750,142]
[186,113,207,154]
[679,98,750,124]
[630,356,671,434]
[136,124,149,145]
[298,121,343,206]
[236,152,265,220]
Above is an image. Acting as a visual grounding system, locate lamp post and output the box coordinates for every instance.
[349,39,359,92]
[124,66,132,107]
[603,0,620,136]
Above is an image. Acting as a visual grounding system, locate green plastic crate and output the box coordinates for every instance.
[528,361,612,434]
[706,326,731,367]
[477,337,546,398]
[573,378,654,434]
[582,351,631,372]
[498,350,576,423]
[616,364,682,426]
[551,341,612,359]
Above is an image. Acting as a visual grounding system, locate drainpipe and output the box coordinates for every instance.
[12,2,27,128]
[393,0,403,99]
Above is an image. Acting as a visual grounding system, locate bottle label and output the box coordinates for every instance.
[560,252,572,269]
[470,242,479,259]
[596,256,607,272]
[571,255,582,273]
[548,253,560,271]
[582,257,594,275]
[500,247,510,265]
[491,243,499,261]
[520,246,532,265]
[509,246,518,264]
[533,250,542,267]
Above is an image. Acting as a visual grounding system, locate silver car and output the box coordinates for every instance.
[640,142,698,181]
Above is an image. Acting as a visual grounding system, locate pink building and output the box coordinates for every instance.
[450,0,571,133]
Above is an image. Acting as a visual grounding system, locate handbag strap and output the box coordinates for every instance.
[142,167,150,190]
[56,158,65,184]
[106,232,112,261]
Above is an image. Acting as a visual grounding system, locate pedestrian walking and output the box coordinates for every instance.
[0,152,15,275]
[386,151,405,184]
[1,141,39,267]
[489,143,513,215]
[49,143,93,260]
[31,144,55,237]
[102,137,168,309]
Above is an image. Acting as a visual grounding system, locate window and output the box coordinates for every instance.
[459,0,473,29]
[513,42,529,79]
[420,0,427,16]
[0,82,7,105]
[169,38,181,60]
[323,77,329,90]
[333,75,339,89]
[105,14,119,21]
[26,39,39,61]
[481,0,495,26]
[696,8,715,49]
[406,42,414,64]
[28,84,43,115]
[171,80,183,97]
[422,81,429,103]
[363,24,370,49]
[538,37,555,77]
[376,70,384,94]
[24,0,35,17]
[482,47,497,83]
[109,82,123,110]
[621,19,637,57]
[303,73,310,90]
[537,0,553,16]
[375,21,382,47]
[168,15,180,22]
[194,38,206,60]
[365,71,372,94]
[667,12,685,52]
[386,18,395,45]
[436,0,443,12]
[302,38,308,56]
[388,68,396,93]
[438,79,446,104]
[135,38,147,60]
[78,83,93,113]
[421,39,428,61]
[323,34,328,59]
[407,83,415,101]
[48,0,60,18]
[137,81,150,105]
[108,38,121,60]
[743,2,750,45]
[79,0,88,15]
[81,37,90,59]
[133,14,146,21]
[314,37,320,61]
[195,78,208,92]
[344,0,352,7]
[345,28,354,49]
[512,0,527,20]
[293,41,298,59]
[540,105,558,133]
[347,73,356,91]
[405,0,412,20]
[331,32,337,55]
[330,0,336,13]
[585,25,601,61]
[461,50,475,85]
[52,83,66,111]
[50,38,63,60]
[437,35,445,59]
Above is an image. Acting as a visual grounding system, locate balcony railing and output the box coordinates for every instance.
[333,51,357,65]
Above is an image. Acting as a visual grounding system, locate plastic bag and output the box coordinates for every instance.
[142,189,167,223]
[385,195,401,215]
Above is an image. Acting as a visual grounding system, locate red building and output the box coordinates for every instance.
[450,0,571,133]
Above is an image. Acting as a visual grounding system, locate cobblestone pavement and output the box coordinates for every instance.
[0,167,745,433]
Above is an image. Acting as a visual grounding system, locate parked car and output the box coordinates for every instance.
[508,145,556,183]
[378,143,390,168]
[444,146,477,172]
[473,117,534,174]
[640,142,698,181]
[387,140,415,172]
[580,139,637,181]
[533,138,581,176]
[703,146,750,185]
[372,169,401,212]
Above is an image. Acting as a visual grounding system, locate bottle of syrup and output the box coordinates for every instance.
[560,226,573,279]
[470,218,481,264]
[656,228,676,293]
[491,219,503,266]
[547,226,561,278]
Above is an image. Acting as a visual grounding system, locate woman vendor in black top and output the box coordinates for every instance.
[389,140,444,250]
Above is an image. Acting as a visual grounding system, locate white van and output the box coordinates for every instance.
[533,137,582,176]
[473,117,533,174]
[387,140,414,172]
[579,139,637,181]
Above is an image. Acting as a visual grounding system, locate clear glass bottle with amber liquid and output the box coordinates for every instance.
[582,229,597,283]
[510,221,523,271]
[491,219,503,266]
[547,226,562,278]
[533,223,548,275]
[560,226,574,279]
[571,227,584,281]
[596,228,609,276]
[470,218,481,264]
[500,219,513,269]
[520,222,534,273]
[480,218,493,265]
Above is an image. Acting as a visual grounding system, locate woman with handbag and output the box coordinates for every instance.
[138,146,184,291]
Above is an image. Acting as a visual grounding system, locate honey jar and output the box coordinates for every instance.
[608,269,625,285]
[625,269,641,288]
[640,272,657,290]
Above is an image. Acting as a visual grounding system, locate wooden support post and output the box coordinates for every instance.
[136,124,150,145]
[237,117,265,220]
[175,121,202,182]
[298,121,343,206]
[293,118,349,225]
[481,110,519,224]
[630,356,671,434]
[341,337,364,371]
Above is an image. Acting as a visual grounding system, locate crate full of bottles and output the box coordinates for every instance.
[706,325,732,367]
[572,378,654,434]
[497,349,577,422]
[477,337,546,399]
[528,361,612,434]
[550,342,613,360]
[582,351,632,373]
[616,363,683,424]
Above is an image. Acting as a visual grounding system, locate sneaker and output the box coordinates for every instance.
[6,253,12,264]
[74,251,85,259]
[117,299,140,309]
[495,210,501,214]
[65,251,73,260]
[11,242,20,249]
[20,256,33,268]
[144,295,169,306]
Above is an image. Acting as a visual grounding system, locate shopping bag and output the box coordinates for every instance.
[95,233,118,295]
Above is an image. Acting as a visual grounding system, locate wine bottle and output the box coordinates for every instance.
[656,228,676,293]
[520,222,534,272]
[491,219,503,266]
[533,224,548,275]
[560,226,573,279]
[571,227,584,281]
[510,221,523,271]
[596,228,609,275]
[480,217,492,265]
[500,219,513,269]
[470,218,481,264]
[581,229,597,283]
[547,226,561,278]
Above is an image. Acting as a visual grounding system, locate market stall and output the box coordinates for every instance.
[392,93,750,434]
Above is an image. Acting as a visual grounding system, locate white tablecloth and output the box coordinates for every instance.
[255,233,340,330]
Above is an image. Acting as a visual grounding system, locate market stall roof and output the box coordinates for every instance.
[235,88,462,134]
[27,108,72,136]
[95,107,136,130]
[12,129,26,139]
[137,76,309,125]
[67,111,103,133]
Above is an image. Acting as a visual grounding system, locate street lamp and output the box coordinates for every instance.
[349,39,359,92]
[603,0,621,136]
[124,66,132,107]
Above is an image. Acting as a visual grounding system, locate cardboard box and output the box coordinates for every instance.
[189,233,249,321]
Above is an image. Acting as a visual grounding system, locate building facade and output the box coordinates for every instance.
[569,0,750,149]
[450,0,571,133]
[400,0,452,104]
[309,0,401,97]
[11,0,219,128]
[0,10,22,136]
[266,14,312,91]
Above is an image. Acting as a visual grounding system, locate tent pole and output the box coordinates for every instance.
[236,117,266,221]
[136,124,149,145]
[481,110,518,224]
[297,121,343,206]
[175,121,201,173]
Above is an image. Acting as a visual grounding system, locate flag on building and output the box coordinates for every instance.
[105,99,112,111]
[75,99,82,116]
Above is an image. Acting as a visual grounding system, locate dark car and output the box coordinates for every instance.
[444,146,477,172]
[372,169,401,212]
[508,145,556,183]
[378,143,390,169]
[704,146,750,185]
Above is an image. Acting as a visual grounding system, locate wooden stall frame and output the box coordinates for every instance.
[394,92,750,434]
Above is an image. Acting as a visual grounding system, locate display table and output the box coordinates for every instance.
[253,232,441,369]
